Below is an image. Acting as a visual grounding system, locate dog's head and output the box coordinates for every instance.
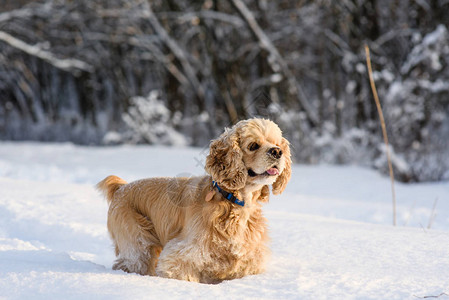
[205,118,291,195]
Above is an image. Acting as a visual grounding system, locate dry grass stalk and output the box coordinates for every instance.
[427,198,438,229]
[364,44,397,226]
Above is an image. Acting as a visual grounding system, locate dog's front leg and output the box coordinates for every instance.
[156,238,203,283]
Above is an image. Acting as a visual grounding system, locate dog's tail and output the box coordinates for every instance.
[96,175,127,205]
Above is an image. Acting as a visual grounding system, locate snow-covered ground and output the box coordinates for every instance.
[0,142,448,299]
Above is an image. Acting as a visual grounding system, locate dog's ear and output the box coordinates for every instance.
[205,128,247,191]
[272,137,291,195]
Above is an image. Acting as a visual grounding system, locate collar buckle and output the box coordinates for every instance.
[212,181,244,207]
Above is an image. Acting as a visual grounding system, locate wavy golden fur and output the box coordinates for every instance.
[97,118,291,283]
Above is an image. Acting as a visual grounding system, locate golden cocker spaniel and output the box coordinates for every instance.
[97,118,291,283]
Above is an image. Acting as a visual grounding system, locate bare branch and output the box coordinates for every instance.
[157,11,245,27]
[127,37,191,87]
[0,3,52,23]
[0,8,33,23]
[0,31,93,75]
[98,9,245,27]
[230,0,318,126]
[141,1,205,100]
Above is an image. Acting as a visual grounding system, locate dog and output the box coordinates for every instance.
[97,118,291,283]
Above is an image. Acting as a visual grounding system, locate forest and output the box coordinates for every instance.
[0,0,448,182]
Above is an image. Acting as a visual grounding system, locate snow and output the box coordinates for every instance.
[0,142,448,299]
[401,24,448,74]
[121,91,188,146]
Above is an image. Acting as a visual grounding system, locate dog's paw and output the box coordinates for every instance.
[156,262,201,282]
[113,257,148,275]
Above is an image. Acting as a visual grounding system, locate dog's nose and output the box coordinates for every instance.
[268,147,283,159]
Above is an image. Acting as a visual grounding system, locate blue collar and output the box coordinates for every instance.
[212,181,245,207]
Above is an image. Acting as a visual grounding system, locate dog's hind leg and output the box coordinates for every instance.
[113,244,161,276]
[147,245,162,276]
[109,205,161,275]
[156,237,203,282]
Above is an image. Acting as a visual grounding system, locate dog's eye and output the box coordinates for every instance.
[248,142,260,151]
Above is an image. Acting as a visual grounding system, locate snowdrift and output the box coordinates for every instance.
[0,142,448,299]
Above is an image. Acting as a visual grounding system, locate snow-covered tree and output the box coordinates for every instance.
[0,0,448,181]
[121,91,187,146]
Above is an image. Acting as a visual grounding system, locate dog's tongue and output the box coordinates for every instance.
[266,168,279,175]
